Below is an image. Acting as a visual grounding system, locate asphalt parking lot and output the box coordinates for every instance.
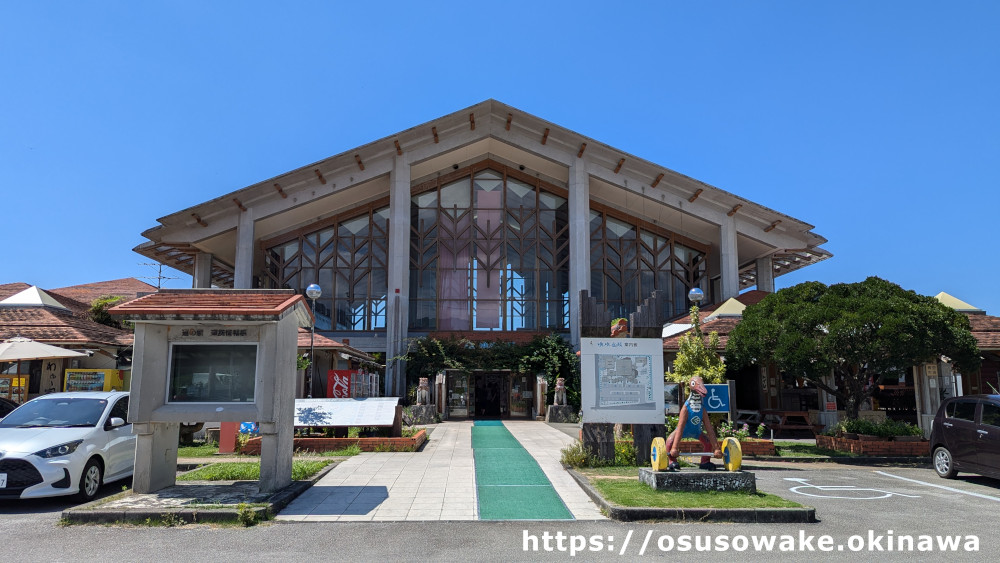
[2,464,997,561]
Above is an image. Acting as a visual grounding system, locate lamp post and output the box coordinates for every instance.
[306,283,322,398]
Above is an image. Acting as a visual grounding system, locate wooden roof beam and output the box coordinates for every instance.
[191,213,208,227]
[541,128,549,145]
[688,188,703,203]
[232,198,246,212]
[394,140,402,155]
[431,126,439,143]
[274,183,287,199]
[354,155,365,171]
[727,204,743,217]
[314,169,327,184]
[505,113,512,131]
[469,113,475,130]
[577,143,587,158]
[764,220,782,233]
[651,173,664,188]
[614,158,625,174]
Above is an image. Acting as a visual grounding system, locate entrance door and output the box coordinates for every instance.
[447,373,470,418]
[474,371,509,418]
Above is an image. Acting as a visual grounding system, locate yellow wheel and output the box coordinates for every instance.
[721,436,743,471]
[650,437,668,471]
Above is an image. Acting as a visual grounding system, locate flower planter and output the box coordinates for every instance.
[816,434,929,456]
[241,429,427,454]
[676,438,775,456]
[857,434,885,442]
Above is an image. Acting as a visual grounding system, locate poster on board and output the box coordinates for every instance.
[580,337,665,424]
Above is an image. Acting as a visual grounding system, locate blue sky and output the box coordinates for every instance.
[2,2,998,314]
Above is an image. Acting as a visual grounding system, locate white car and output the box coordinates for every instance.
[0,391,135,501]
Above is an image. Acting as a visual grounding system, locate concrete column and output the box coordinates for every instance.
[756,256,774,293]
[192,253,213,288]
[568,158,590,348]
[386,153,411,396]
[234,208,255,289]
[720,215,739,301]
[132,422,179,493]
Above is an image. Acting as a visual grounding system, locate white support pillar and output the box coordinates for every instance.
[568,158,590,348]
[720,215,739,301]
[192,253,213,288]
[386,153,411,396]
[756,256,774,293]
[234,209,255,289]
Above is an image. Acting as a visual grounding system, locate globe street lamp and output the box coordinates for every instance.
[688,287,704,304]
[305,283,322,398]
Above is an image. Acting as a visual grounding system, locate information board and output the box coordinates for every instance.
[580,338,665,424]
[293,397,400,427]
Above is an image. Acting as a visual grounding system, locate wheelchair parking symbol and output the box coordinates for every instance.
[784,477,921,500]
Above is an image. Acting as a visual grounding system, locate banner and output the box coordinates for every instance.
[328,370,356,398]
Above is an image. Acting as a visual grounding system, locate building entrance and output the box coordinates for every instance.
[474,371,508,418]
[444,369,532,419]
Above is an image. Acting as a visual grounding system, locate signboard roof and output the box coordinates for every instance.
[293,397,400,427]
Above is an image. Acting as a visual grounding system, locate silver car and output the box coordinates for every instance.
[0,391,134,501]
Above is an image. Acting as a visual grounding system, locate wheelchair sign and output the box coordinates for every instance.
[703,384,730,413]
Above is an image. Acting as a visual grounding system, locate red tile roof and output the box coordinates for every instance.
[50,278,157,306]
[110,289,308,318]
[0,283,31,301]
[662,316,742,351]
[0,307,132,346]
[296,328,377,361]
[968,313,1000,350]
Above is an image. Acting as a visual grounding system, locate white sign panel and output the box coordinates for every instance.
[580,337,665,424]
[294,397,400,427]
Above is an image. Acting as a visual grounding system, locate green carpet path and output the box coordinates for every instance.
[472,420,574,520]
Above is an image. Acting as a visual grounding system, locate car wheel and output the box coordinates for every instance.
[933,446,957,479]
[76,458,103,502]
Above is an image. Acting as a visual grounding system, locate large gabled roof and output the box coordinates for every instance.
[135,100,831,288]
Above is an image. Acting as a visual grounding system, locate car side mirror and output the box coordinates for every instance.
[108,417,126,428]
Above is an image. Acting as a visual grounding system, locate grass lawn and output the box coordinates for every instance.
[177,460,333,481]
[315,444,363,457]
[591,479,802,509]
[177,443,221,457]
[774,441,859,458]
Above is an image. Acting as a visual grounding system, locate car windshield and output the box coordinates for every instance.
[0,398,108,428]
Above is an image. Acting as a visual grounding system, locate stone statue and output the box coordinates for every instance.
[664,376,722,471]
[416,377,431,406]
[553,377,567,406]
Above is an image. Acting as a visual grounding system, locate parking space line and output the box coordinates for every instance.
[875,471,1000,503]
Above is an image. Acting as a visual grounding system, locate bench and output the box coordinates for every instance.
[762,410,826,438]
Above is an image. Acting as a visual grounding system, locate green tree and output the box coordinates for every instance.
[725,277,980,419]
[88,295,130,330]
[667,305,727,385]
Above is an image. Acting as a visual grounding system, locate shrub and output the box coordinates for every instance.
[835,418,923,438]
[715,420,751,441]
[614,433,637,466]
[560,441,591,468]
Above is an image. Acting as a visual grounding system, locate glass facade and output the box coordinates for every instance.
[409,166,570,331]
[262,160,710,333]
[589,208,708,321]
[262,204,389,331]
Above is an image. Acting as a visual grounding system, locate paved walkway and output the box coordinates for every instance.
[275,421,604,522]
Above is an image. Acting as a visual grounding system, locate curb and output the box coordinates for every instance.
[567,469,817,524]
[750,456,931,466]
[61,461,338,525]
